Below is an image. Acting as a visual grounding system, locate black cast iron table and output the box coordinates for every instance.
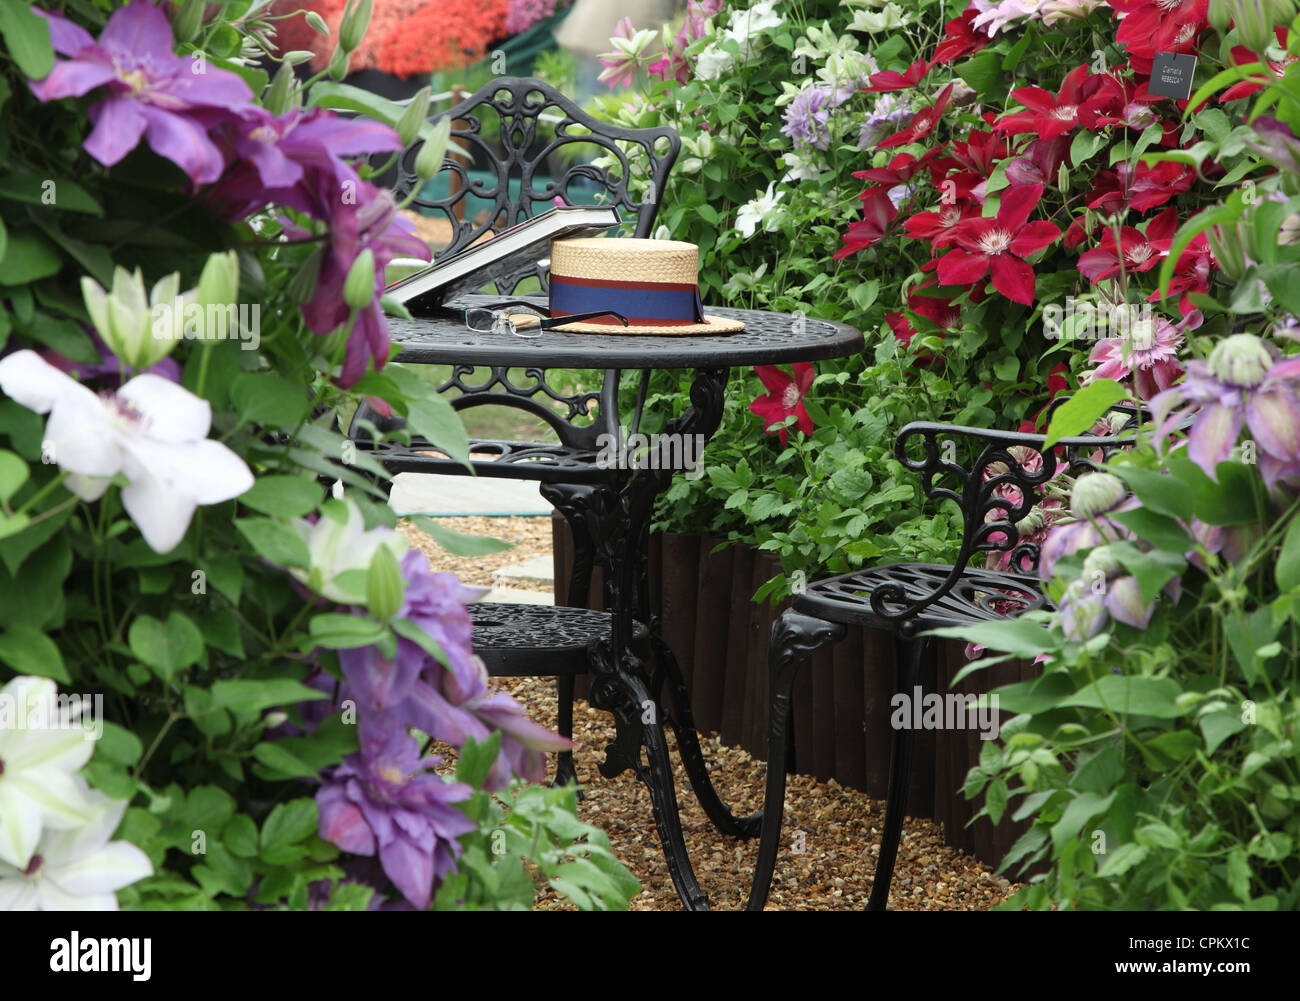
[388,299,863,909]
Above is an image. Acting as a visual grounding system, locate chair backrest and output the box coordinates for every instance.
[393,76,681,295]
[895,400,1146,578]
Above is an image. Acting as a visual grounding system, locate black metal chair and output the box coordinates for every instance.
[746,408,1140,910]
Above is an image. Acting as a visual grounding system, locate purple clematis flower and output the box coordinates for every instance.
[300,178,430,387]
[27,1,253,186]
[207,106,405,222]
[316,711,475,910]
[782,84,853,152]
[1151,333,1300,487]
[39,328,181,387]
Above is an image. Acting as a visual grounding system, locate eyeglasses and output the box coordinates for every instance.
[435,301,629,339]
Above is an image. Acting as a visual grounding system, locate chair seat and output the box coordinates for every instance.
[791,562,1047,630]
[470,602,614,676]
[358,437,623,484]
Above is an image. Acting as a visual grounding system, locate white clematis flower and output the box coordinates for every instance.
[0,350,254,553]
[0,677,101,870]
[734,182,785,239]
[0,788,152,910]
[291,499,408,603]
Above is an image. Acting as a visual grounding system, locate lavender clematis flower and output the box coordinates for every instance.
[27,1,253,186]
[782,84,853,151]
[316,712,475,910]
[1151,333,1300,487]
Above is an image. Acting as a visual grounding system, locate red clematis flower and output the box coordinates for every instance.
[1077,206,1178,282]
[750,363,815,445]
[1086,162,1196,215]
[993,65,1121,141]
[1221,34,1296,101]
[1111,0,1209,74]
[935,183,1061,304]
[931,6,988,65]
[903,201,980,250]
[1147,232,1215,313]
[833,188,900,258]
[863,59,930,93]
[876,84,955,150]
[853,149,944,189]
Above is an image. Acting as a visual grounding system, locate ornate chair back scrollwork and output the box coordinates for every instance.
[747,401,1150,912]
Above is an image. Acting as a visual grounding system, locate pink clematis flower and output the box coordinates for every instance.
[1082,308,1195,401]
[27,1,253,186]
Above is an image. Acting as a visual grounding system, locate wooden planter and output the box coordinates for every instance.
[551,515,1042,871]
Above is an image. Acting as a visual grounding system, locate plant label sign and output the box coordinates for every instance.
[1149,52,1197,101]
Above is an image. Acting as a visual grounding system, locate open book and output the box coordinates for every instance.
[385,204,622,313]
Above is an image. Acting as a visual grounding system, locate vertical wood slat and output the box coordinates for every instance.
[719,545,756,747]
[658,534,697,692]
[861,626,894,802]
[741,554,782,760]
[809,647,836,782]
[831,626,867,792]
[690,538,733,736]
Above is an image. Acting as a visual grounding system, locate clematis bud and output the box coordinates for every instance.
[83,266,192,370]
[339,0,373,53]
[327,43,349,80]
[1207,0,1233,31]
[1082,545,1123,581]
[264,60,296,115]
[1057,162,1070,194]
[396,86,432,148]
[1206,221,1248,279]
[173,0,205,44]
[1229,0,1276,54]
[197,250,240,315]
[415,118,451,180]
[1279,212,1300,245]
[305,10,331,35]
[1103,575,1156,629]
[366,544,404,621]
[1208,333,1274,386]
[1070,472,1127,519]
[1059,579,1108,641]
[343,249,376,310]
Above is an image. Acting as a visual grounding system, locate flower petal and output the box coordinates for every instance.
[140,105,227,186]
[117,373,212,441]
[47,841,152,897]
[936,249,989,286]
[988,253,1038,304]
[0,349,94,415]
[1008,220,1061,257]
[84,96,149,167]
[119,465,198,553]
[1188,402,1243,478]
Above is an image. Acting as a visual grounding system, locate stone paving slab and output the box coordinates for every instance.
[389,472,551,517]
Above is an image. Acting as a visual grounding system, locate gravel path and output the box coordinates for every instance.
[406,515,1016,910]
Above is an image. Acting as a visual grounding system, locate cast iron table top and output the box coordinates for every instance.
[388,295,864,368]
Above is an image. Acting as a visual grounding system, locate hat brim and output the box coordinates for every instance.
[546,313,745,335]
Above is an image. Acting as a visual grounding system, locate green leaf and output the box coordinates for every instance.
[96,721,143,766]
[1277,514,1300,593]
[1108,539,1186,605]
[406,515,512,556]
[1166,453,1262,526]
[207,678,328,714]
[230,373,310,429]
[0,450,28,502]
[128,612,204,680]
[1064,675,1182,718]
[456,732,503,789]
[1109,508,1193,553]
[406,396,471,468]
[308,613,390,649]
[1096,841,1149,878]
[1112,464,1196,522]
[954,50,1003,95]
[223,815,259,858]
[1050,791,1116,853]
[0,229,61,284]
[1200,710,1246,755]
[0,4,53,79]
[0,172,100,214]
[252,742,318,780]
[927,618,1056,658]
[182,786,236,834]
[234,517,311,568]
[986,777,1008,824]
[0,625,68,682]
[239,475,323,517]
[260,798,319,861]
[1043,379,1127,448]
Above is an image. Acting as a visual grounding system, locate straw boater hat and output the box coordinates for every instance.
[542,238,745,335]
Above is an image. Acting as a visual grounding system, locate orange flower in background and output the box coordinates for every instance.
[270,0,508,77]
